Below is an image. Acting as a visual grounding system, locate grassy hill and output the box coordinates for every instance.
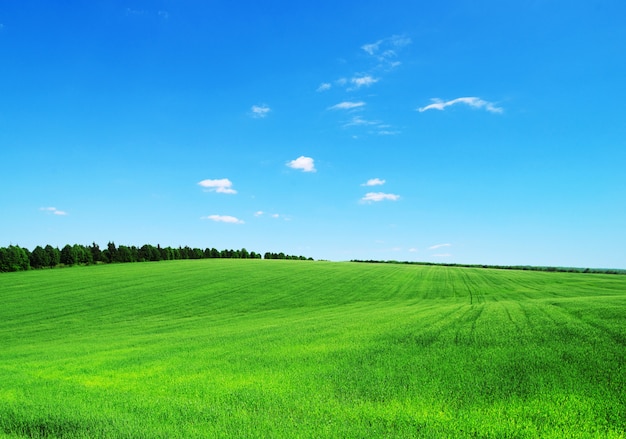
[1,260,625,438]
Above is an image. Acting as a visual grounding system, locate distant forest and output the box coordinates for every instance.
[350,259,626,275]
[0,243,314,273]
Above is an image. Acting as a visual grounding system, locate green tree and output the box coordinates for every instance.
[29,245,50,269]
[60,244,77,266]
[0,246,30,272]
[45,245,60,267]
[90,242,102,263]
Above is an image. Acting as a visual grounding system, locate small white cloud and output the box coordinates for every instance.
[351,75,378,88]
[418,97,503,114]
[251,104,271,118]
[362,178,386,186]
[362,35,411,67]
[40,207,68,216]
[158,10,169,19]
[377,130,400,136]
[198,178,237,194]
[254,211,286,220]
[202,215,244,224]
[429,243,451,250]
[361,40,382,56]
[317,83,332,92]
[433,253,452,258]
[329,101,366,110]
[408,248,418,253]
[361,192,400,203]
[391,35,412,48]
[343,116,379,128]
[287,156,316,173]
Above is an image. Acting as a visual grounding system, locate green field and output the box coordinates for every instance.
[1,260,624,438]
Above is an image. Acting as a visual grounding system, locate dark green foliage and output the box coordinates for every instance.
[0,245,30,272]
[29,246,50,269]
[0,242,312,273]
[45,245,60,267]
[60,244,77,266]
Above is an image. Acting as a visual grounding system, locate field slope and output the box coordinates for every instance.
[0,260,625,438]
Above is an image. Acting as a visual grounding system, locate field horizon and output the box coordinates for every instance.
[1,259,624,438]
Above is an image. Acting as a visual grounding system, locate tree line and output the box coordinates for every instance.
[350,259,626,275]
[0,243,313,273]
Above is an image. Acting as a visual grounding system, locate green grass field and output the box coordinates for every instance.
[1,260,624,438]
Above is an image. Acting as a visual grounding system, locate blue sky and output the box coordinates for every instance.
[1,1,625,268]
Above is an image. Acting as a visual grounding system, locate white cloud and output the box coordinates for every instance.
[361,192,400,203]
[361,35,411,67]
[317,83,331,92]
[362,178,386,186]
[418,97,503,114]
[361,40,382,56]
[251,104,271,118]
[40,207,68,216]
[351,75,378,88]
[329,101,366,110]
[287,156,316,172]
[254,211,288,220]
[377,130,400,136]
[433,253,452,258]
[408,248,418,253]
[198,178,237,194]
[429,243,452,250]
[343,116,379,128]
[202,215,244,224]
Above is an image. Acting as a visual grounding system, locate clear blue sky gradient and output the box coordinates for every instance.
[1,1,625,268]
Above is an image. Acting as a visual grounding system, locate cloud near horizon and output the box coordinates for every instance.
[40,207,68,216]
[202,215,244,224]
[429,243,452,250]
[361,192,400,203]
[287,156,316,172]
[197,178,237,194]
[418,97,503,114]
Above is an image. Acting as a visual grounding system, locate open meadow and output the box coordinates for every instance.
[0,260,624,438]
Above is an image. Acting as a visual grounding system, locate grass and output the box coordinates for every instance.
[0,259,625,438]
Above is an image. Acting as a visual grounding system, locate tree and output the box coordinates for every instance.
[0,246,30,272]
[90,242,102,263]
[104,242,118,263]
[60,244,77,266]
[30,245,50,269]
[45,245,60,267]
[116,245,134,263]
[74,244,93,265]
